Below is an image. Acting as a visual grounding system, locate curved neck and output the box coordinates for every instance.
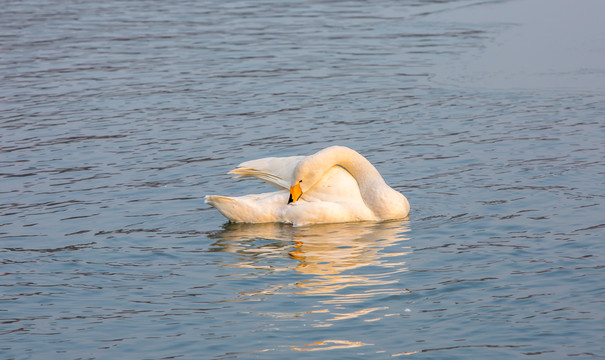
[294,146,406,219]
[303,146,386,189]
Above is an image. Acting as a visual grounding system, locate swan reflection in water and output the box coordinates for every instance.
[208,220,411,304]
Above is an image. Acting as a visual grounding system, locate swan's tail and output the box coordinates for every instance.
[205,195,242,222]
[205,194,283,223]
[205,195,231,208]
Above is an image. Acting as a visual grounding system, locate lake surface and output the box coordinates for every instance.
[2,0,604,358]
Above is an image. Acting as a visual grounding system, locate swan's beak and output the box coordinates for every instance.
[288,182,302,204]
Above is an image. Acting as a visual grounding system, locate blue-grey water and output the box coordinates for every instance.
[2,0,605,359]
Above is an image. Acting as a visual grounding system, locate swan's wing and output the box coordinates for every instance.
[280,166,377,226]
[228,156,304,190]
[303,165,365,203]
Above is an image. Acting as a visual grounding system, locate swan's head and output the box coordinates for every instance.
[288,180,303,204]
[287,146,345,204]
[289,161,320,204]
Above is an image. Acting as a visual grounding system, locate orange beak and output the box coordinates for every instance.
[288,182,302,204]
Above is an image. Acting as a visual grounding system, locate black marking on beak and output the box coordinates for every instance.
[288,193,294,204]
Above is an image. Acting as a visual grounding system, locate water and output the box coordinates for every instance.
[2,0,604,358]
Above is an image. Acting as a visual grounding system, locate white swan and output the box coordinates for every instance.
[205,146,410,226]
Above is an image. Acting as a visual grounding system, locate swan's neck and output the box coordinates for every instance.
[297,146,408,219]
[305,146,386,192]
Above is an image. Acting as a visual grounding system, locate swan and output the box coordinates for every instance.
[205,145,410,226]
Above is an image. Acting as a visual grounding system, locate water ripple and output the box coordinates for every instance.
[2,0,605,358]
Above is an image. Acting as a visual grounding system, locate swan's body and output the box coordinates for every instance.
[205,146,409,226]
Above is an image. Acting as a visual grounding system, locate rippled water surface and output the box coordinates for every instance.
[2,0,605,358]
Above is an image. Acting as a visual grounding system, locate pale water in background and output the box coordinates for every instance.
[1,0,604,359]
